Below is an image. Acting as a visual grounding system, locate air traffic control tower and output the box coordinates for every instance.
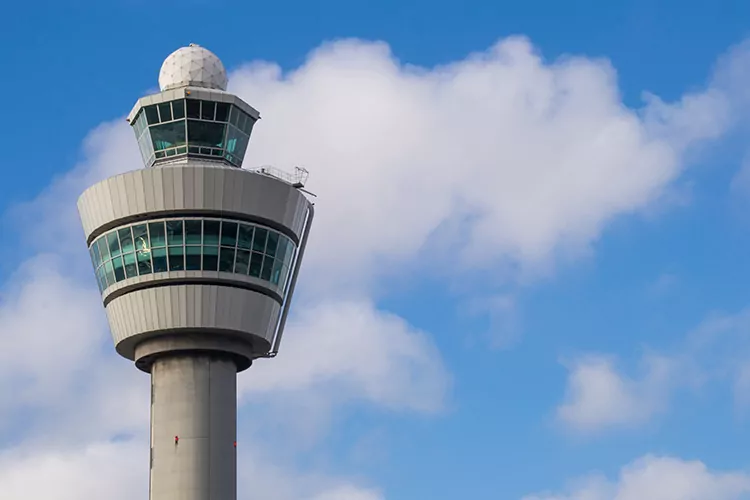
[77,44,314,500]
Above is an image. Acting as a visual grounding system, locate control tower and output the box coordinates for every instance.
[77,44,314,500]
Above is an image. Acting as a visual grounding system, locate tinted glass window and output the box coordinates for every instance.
[145,105,160,124]
[215,103,230,122]
[91,218,296,291]
[172,99,185,119]
[187,120,226,148]
[186,99,201,118]
[151,121,186,151]
[158,102,172,122]
[201,101,216,120]
[203,220,220,245]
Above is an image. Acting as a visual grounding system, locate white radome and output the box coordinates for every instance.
[158,43,228,92]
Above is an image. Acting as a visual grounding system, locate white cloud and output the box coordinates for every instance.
[0,440,382,500]
[241,298,449,413]
[554,307,750,432]
[230,37,731,294]
[2,34,750,498]
[556,354,676,432]
[523,455,750,500]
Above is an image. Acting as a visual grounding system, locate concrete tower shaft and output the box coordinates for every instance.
[77,45,314,500]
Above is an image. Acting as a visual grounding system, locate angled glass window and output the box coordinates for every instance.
[219,247,235,272]
[203,220,220,245]
[266,232,279,258]
[112,257,126,282]
[187,120,226,148]
[145,105,160,125]
[201,101,216,121]
[158,102,172,122]
[185,220,202,244]
[235,249,250,274]
[123,252,137,278]
[148,222,166,247]
[237,224,253,249]
[133,224,149,252]
[150,121,186,151]
[186,245,201,270]
[203,246,219,271]
[186,99,201,119]
[252,228,267,253]
[215,102,230,122]
[90,217,296,291]
[221,222,237,247]
[166,220,183,245]
[137,249,152,275]
[97,237,110,262]
[249,251,263,278]
[172,99,185,120]
[168,246,184,271]
[107,232,121,258]
[118,227,134,254]
[152,248,168,273]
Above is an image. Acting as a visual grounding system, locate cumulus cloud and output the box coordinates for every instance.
[556,354,677,432]
[554,307,750,432]
[230,37,731,294]
[2,34,750,499]
[242,298,449,412]
[0,440,382,500]
[523,455,750,500]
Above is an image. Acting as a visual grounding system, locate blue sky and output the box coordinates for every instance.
[3,1,750,499]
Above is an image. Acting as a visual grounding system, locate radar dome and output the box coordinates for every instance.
[158,44,228,92]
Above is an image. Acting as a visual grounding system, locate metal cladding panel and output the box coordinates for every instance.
[77,164,311,242]
[106,284,280,359]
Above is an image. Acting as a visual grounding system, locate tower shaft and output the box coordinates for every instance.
[150,354,237,500]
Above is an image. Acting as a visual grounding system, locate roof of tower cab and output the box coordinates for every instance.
[126,43,260,169]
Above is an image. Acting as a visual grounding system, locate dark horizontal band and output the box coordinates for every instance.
[102,276,284,307]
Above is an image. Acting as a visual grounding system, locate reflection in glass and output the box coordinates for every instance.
[119,227,134,254]
[219,247,235,272]
[150,121,186,151]
[133,225,149,252]
[108,232,121,258]
[168,246,184,271]
[152,248,168,273]
[253,228,267,252]
[123,253,137,278]
[186,246,201,270]
[92,218,296,290]
[185,220,202,244]
[216,102,229,122]
[201,101,215,120]
[186,99,200,119]
[158,102,172,122]
[238,225,253,249]
[203,246,219,271]
[235,249,250,274]
[149,222,166,247]
[203,220,220,245]
[187,120,225,148]
[104,261,115,287]
[172,99,185,120]
[221,222,237,246]
[266,232,279,257]
[137,250,152,275]
[113,257,126,282]
[145,105,159,124]
[167,220,183,245]
[249,252,263,277]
